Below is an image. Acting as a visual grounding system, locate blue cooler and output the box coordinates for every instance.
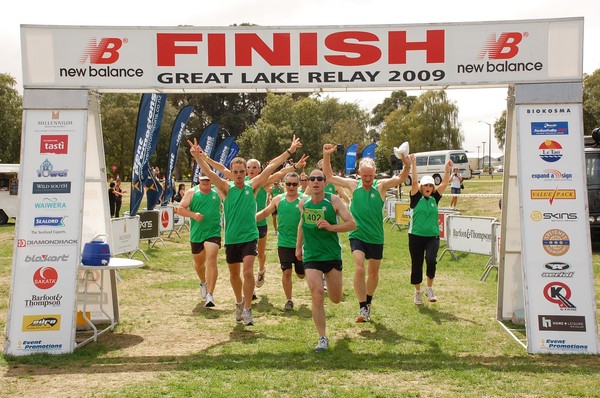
[81,236,111,266]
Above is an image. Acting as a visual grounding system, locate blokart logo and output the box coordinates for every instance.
[40,135,68,155]
[80,38,124,64]
[33,266,58,290]
[542,229,570,256]
[25,253,69,263]
[479,32,523,60]
[543,281,576,310]
[538,140,563,163]
[531,122,568,136]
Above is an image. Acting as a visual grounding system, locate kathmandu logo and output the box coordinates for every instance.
[538,140,563,163]
[543,281,576,310]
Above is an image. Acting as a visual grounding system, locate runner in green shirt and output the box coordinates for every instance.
[322,143,410,323]
[296,168,356,351]
[407,153,452,306]
[268,180,284,235]
[189,135,303,326]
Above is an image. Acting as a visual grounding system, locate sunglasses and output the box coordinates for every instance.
[286,182,298,187]
[309,176,325,182]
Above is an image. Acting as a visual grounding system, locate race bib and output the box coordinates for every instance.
[304,208,324,225]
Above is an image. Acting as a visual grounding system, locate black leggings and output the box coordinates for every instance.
[408,234,440,285]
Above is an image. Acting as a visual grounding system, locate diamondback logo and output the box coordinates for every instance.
[538,140,563,163]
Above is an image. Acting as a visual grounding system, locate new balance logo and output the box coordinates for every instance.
[80,38,123,64]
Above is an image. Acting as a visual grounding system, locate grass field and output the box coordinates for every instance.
[0,175,598,397]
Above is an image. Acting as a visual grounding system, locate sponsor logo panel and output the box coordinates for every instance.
[538,315,586,332]
[530,189,575,205]
[24,293,63,308]
[36,159,68,178]
[538,140,563,163]
[541,262,573,277]
[40,135,68,155]
[543,281,576,310]
[33,266,58,290]
[21,314,61,331]
[32,181,71,194]
[531,121,568,136]
[541,229,570,256]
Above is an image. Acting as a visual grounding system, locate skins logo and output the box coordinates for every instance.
[543,281,576,310]
[80,38,124,64]
[479,32,523,60]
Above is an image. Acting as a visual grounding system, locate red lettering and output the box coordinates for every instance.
[157,33,203,66]
[481,32,522,60]
[207,33,226,66]
[82,38,122,64]
[299,32,318,66]
[388,30,445,64]
[324,32,381,66]
[235,33,291,66]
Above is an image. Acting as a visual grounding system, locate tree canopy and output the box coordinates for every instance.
[0,74,22,164]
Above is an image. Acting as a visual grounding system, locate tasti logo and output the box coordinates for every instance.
[40,135,68,155]
[479,32,524,60]
[33,267,58,290]
[80,38,125,64]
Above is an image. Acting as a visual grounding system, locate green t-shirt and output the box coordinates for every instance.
[223,180,259,244]
[276,193,302,248]
[255,186,268,227]
[324,183,337,195]
[189,186,222,243]
[301,193,341,262]
[271,186,284,197]
[408,191,442,237]
[349,180,384,244]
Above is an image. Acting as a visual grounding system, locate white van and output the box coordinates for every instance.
[405,150,471,185]
[0,164,19,224]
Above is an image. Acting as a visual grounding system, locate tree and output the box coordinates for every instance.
[0,74,22,164]
[376,90,462,173]
[493,110,507,150]
[583,69,600,134]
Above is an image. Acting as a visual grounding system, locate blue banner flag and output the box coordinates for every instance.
[145,164,164,210]
[212,136,236,178]
[345,143,358,175]
[223,142,239,169]
[192,123,220,185]
[130,93,167,215]
[162,105,193,205]
[362,143,376,160]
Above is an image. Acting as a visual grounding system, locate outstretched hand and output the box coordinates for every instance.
[294,154,309,169]
[289,135,302,153]
[323,143,336,155]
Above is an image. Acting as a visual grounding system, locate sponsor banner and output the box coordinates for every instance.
[21,19,583,90]
[110,216,140,255]
[6,109,87,355]
[212,136,236,178]
[162,105,193,204]
[192,123,220,185]
[517,104,598,354]
[362,143,376,159]
[157,206,174,232]
[445,215,495,255]
[138,210,160,240]
[345,143,358,175]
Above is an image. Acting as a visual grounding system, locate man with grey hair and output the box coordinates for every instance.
[322,143,411,323]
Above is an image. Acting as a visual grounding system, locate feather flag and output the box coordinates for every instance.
[192,123,220,185]
[162,105,193,205]
[130,93,167,215]
[345,143,358,175]
[362,143,376,159]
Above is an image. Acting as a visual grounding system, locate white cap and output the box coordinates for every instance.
[199,175,210,181]
[420,175,435,186]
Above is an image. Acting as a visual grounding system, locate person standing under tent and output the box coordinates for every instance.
[407,154,452,306]
[256,171,307,311]
[321,143,411,323]
[449,167,463,208]
[189,136,303,326]
[296,168,356,351]
[177,175,224,308]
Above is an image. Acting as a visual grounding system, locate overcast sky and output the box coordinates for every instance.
[2,0,598,155]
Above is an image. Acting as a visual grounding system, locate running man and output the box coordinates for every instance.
[322,143,410,323]
[189,135,303,326]
[296,168,356,351]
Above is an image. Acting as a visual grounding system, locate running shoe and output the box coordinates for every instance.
[199,282,207,300]
[356,306,370,323]
[425,287,437,302]
[256,269,266,288]
[235,301,244,321]
[205,293,215,308]
[284,300,294,311]
[315,336,329,352]
[242,308,254,326]
[414,290,423,306]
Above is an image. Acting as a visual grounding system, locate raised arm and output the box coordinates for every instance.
[203,154,234,181]
[322,143,356,191]
[409,154,419,196]
[436,159,453,195]
[187,138,230,195]
[252,135,302,190]
[264,154,309,186]
[256,195,281,222]
[379,154,411,192]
